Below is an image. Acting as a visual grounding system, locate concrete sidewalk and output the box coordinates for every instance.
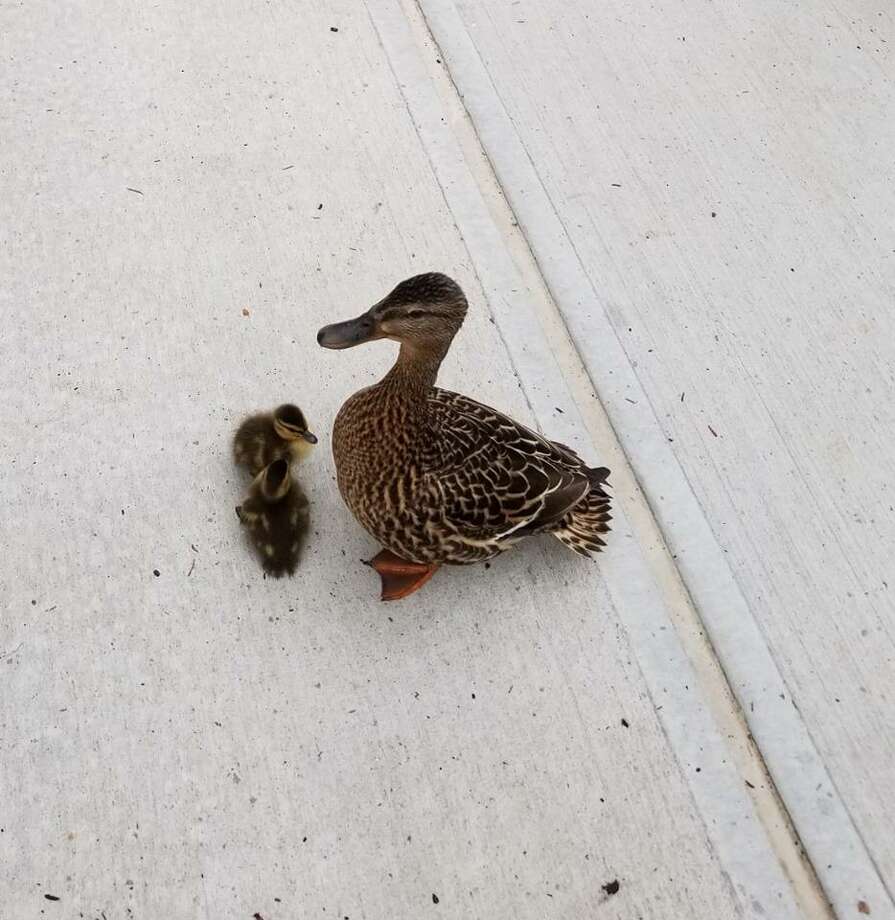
[2,2,890,919]
[417,1,895,917]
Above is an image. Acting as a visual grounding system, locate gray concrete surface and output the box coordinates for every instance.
[2,1,888,919]
[418,1,895,916]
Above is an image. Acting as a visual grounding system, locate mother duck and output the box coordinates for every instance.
[317,273,611,600]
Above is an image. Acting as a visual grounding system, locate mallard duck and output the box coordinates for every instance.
[233,404,317,476]
[235,458,309,577]
[317,272,611,601]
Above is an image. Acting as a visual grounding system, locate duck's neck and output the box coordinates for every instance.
[381,341,449,395]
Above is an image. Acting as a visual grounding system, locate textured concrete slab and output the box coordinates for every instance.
[0,1,853,919]
[416,0,895,917]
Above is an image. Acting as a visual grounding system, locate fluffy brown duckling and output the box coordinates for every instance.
[233,404,317,476]
[235,458,309,577]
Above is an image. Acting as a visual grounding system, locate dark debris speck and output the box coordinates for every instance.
[432,893,440,904]
[602,879,620,896]
[44,894,60,902]
[620,718,629,727]
[152,569,160,577]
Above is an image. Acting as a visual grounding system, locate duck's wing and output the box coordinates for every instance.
[423,389,591,541]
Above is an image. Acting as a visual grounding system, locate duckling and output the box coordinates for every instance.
[235,458,309,577]
[233,404,317,476]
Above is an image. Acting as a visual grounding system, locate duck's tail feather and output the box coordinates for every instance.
[553,469,612,558]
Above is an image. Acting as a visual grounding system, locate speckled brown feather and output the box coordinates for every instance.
[334,382,610,564]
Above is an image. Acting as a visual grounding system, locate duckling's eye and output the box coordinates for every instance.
[407,309,425,318]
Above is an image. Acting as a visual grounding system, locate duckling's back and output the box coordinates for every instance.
[239,482,309,577]
[233,414,280,475]
[260,488,309,577]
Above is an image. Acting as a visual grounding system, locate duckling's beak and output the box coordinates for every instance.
[301,430,318,444]
[317,310,380,349]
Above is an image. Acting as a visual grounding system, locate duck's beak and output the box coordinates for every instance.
[301,430,318,444]
[317,309,380,349]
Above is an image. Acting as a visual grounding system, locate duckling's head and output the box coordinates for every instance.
[273,404,317,450]
[317,272,468,352]
[236,458,292,521]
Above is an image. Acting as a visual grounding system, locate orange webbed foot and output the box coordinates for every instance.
[364,549,440,601]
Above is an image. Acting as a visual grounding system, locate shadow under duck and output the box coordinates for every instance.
[317,272,611,601]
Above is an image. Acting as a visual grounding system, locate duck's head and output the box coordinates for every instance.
[273,404,317,446]
[317,273,468,352]
[236,458,292,521]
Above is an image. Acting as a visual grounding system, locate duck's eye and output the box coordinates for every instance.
[407,309,425,318]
